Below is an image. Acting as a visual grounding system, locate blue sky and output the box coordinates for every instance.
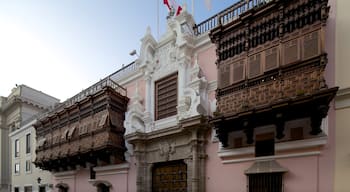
[0,0,235,101]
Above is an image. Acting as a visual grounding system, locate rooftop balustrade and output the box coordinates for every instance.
[193,0,271,35]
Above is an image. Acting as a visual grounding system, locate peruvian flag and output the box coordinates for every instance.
[175,4,182,16]
[163,0,182,17]
[163,0,171,10]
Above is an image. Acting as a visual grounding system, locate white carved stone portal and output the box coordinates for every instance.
[124,10,210,192]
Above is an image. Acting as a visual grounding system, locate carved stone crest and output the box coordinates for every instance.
[159,140,176,161]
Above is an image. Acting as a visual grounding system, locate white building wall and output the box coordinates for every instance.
[9,120,53,192]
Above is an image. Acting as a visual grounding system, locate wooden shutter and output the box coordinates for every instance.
[219,63,231,88]
[283,39,300,65]
[249,53,261,78]
[265,47,279,71]
[155,73,178,120]
[303,31,320,59]
[233,60,245,82]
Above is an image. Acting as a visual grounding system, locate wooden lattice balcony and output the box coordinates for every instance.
[34,78,129,171]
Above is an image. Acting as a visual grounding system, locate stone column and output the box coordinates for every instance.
[143,73,153,132]
[134,142,147,192]
[190,130,199,192]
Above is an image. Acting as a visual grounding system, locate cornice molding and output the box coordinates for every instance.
[218,137,327,162]
[335,87,350,109]
[94,163,129,176]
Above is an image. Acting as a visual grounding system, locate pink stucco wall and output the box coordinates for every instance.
[127,156,137,192]
[206,141,250,192]
[52,164,135,192]
[76,169,92,191]
[125,79,146,107]
[197,45,217,82]
[52,169,94,192]
[204,0,337,190]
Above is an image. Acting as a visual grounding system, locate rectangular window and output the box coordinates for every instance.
[25,160,31,173]
[155,73,178,120]
[39,186,46,192]
[15,139,19,157]
[255,139,274,157]
[248,173,283,192]
[14,187,19,192]
[14,163,20,174]
[26,133,31,154]
[24,186,33,192]
[255,132,275,157]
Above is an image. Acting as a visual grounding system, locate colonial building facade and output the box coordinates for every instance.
[33,0,340,191]
[334,0,350,191]
[9,119,53,192]
[0,85,59,192]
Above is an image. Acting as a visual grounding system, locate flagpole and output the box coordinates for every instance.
[191,0,194,17]
[157,0,160,40]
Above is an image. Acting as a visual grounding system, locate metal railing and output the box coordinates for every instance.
[194,0,272,35]
[39,77,126,119]
[109,61,137,80]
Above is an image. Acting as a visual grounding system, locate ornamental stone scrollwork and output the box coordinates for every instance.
[139,26,157,69]
[124,82,145,134]
[178,57,208,120]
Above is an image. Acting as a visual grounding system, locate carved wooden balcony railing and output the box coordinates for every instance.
[209,0,338,147]
[194,0,272,36]
[34,78,129,171]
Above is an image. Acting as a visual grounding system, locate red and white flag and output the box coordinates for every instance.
[176,5,182,16]
[163,0,171,10]
[163,0,182,17]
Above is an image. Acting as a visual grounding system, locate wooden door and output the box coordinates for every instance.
[152,160,187,192]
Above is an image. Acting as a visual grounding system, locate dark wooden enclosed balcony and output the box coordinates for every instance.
[208,0,338,147]
[34,78,129,171]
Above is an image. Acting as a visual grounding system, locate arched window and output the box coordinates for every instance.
[55,183,69,192]
[89,180,112,192]
[97,183,110,192]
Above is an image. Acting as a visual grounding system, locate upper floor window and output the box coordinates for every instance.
[15,139,20,157]
[14,163,20,174]
[155,73,178,120]
[255,132,275,157]
[97,184,110,192]
[25,160,31,173]
[24,186,32,192]
[26,133,31,154]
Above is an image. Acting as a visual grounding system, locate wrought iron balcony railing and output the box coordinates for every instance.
[193,0,272,35]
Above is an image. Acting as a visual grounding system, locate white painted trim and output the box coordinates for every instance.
[9,120,36,137]
[94,163,129,176]
[335,87,350,109]
[207,80,217,92]
[153,116,178,131]
[218,137,327,159]
[53,170,76,179]
[118,72,143,87]
[222,151,321,164]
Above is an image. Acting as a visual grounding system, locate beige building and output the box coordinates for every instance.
[334,0,350,191]
[0,85,59,192]
[9,119,53,192]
